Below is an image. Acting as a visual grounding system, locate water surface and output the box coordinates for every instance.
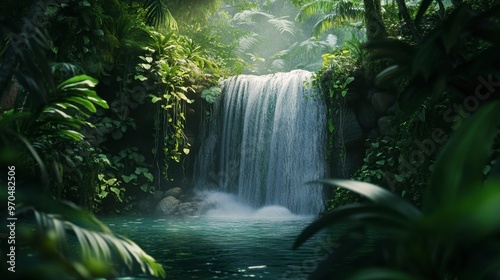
[102,214,337,280]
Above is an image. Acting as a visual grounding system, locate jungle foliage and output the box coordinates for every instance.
[296,0,500,279]
[2,0,500,279]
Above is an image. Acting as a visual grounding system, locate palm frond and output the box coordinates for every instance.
[144,0,177,30]
[233,10,273,26]
[297,0,364,36]
[296,0,337,22]
[313,14,337,37]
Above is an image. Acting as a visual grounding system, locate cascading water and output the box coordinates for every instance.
[194,70,328,214]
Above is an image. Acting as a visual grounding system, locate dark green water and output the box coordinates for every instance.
[101,214,339,280]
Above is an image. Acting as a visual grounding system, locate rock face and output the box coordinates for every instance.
[321,70,398,180]
[155,196,180,216]
[334,108,364,147]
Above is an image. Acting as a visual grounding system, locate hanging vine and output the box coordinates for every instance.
[136,29,219,182]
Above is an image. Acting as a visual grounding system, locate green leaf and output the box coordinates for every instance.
[110,187,121,196]
[55,130,85,141]
[122,174,138,183]
[328,119,334,133]
[144,172,154,182]
[105,178,117,185]
[375,65,408,86]
[148,94,162,103]
[183,148,190,155]
[86,96,109,109]
[319,179,422,219]
[425,100,500,213]
[63,96,97,113]
[140,184,149,192]
[293,203,414,250]
[58,75,98,90]
[347,268,422,280]
[135,75,148,81]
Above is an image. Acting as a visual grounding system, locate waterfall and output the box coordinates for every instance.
[194,70,328,214]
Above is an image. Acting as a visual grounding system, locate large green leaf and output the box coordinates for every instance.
[293,203,415,250]
[63,96,97,113]
[425,100,500,213]
[18,194,166,279]
[57,74,98,90]
[319,179,422,218]
[347,268,422,280]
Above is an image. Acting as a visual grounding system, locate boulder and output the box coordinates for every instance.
[137,198,156,214]
[176,202,200,216]
[137,190,164,213]
[164,187,182,198]
[153,190,164,200]
[155,196,180,216]
[371,92,395,115]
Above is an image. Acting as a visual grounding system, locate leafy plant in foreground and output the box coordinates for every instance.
[294,100,500,279]
[0,6,165,278]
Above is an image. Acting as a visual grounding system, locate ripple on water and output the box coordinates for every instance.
[100,214,343,280]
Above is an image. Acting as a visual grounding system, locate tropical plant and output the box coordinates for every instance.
[365,3,500,114]
[294,100,500,279]
[296,0,365,37]
[143,0,178,30]
[135,29,218,182]
[232,9,297,73]
[0,4,165,278]
[0,190,165,279]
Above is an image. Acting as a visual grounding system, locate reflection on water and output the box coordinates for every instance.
[101,214,335,280]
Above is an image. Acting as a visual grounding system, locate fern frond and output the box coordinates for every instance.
[268,16,296,35]
[237,33,261,52]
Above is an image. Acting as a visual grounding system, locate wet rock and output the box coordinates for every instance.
[137,198,156,214]
[164,187,182,199]
[176,202,200,216]
[137,190,164,213]
[153,190,164,200]
[156,196,180,216]
[333,108,364,147]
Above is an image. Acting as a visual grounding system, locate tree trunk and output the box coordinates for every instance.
[363,0,387,41]
[395,0,421,42]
